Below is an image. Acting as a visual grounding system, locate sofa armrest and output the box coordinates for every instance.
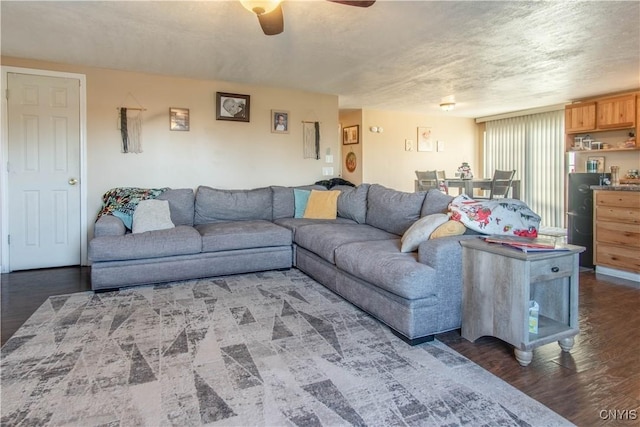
[93,215,126,237]
[417,234,480,290]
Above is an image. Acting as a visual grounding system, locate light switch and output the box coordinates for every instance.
[325,154,334,163]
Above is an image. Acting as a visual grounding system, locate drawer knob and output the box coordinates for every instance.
[551,267,560,273]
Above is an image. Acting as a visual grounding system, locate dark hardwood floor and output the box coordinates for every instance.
[1,267,638,425]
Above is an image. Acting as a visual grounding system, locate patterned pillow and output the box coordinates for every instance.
[449,195,541,237]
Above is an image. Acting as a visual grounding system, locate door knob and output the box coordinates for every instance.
[68,178,78,185]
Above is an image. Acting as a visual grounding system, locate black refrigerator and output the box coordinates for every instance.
[566,173,610,268]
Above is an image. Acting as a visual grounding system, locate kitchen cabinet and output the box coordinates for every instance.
[564,91,639,153]
[596,94,636,129]
[565,102,596,133]
[593,190,640,273]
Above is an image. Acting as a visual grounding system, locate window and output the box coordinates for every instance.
[484,110,565,228]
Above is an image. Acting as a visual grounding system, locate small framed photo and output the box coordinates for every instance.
[216,92,250,122]
[271,110,289,133]
[169,107,189,131]
[343,125,359,145]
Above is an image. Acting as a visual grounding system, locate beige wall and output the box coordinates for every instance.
[356,109,479,193]
[2,57,340,241]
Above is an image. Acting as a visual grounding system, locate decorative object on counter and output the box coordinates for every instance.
[586,157,603,173]
[610,166,620,186]
[456,162,473,179]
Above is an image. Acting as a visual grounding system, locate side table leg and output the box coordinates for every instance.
[558,337,575,352]
[514,349,533,366]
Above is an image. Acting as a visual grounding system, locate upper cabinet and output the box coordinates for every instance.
[565,102,596,133]
[596,94,636,129]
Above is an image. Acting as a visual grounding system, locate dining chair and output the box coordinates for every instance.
[415,170,448,193]
[415,170,439,192]
[479,169,516,199]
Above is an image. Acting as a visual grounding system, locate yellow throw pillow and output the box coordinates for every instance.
[430,220,466,239]
[303,190,341,219]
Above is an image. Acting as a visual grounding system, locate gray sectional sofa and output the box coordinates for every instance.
[88,183,474,344]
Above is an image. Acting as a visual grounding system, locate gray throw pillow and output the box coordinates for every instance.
[335,184,369,224]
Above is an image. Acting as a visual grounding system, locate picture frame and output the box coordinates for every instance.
[169,107,190,131]
[216,92,250,122]
[343,125,359,145]
[417,127,433,152]
[271,110,289,134]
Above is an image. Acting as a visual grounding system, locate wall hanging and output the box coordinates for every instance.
[216,92,250,122]
[169,107,190,131]
[302,121,320,159]
[271,110,289,133]
[117,93,145,153]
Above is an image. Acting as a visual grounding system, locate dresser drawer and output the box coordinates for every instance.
[595,206,640,224]
[595,221,640,248]
[595,243,640,273]
[595,191,640,209]
[530,255,574,282]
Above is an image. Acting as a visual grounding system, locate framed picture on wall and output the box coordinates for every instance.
[343,125,359,145]
[271,110,289,133]
[216,92,250,122]
[169,107,189,131]
[417,127,433,152]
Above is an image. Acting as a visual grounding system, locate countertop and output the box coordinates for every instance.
[590,184,640,191]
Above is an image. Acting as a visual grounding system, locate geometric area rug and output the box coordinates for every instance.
[1,269,572,426]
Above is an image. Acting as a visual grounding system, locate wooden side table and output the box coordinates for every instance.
[460,238,585,366]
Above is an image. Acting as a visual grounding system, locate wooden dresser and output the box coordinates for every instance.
[593,190,640,273]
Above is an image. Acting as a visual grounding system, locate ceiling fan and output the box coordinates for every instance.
[240,1,376,36]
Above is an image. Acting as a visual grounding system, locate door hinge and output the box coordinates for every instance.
[7,235,10,245]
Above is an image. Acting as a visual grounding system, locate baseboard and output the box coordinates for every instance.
[390,328,435,346]
[595,266,640,283]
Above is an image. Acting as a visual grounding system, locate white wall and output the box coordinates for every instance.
[1,57,339,254]
[357,109,479,193]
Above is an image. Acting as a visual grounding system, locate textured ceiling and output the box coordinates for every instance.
[2,0,639,118]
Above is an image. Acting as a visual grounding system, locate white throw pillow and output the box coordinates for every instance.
[132,199,174,234]
[400,213,449,253]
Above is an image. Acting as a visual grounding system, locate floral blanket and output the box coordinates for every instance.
[449,194,541,237]
[96,187,169,230]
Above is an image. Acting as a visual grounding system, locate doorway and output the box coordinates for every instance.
[1,67,87,272]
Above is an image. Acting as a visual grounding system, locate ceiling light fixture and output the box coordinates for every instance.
[440,95,456,112]
[440,102,456,111]
[240,0,282,15]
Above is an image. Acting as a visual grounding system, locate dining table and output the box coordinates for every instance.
[444,178,521,199]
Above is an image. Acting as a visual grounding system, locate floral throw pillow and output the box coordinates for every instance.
[449,194,541,237]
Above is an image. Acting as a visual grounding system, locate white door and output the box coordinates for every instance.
[7,72,81,270]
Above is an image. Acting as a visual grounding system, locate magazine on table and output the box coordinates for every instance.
[483,235,571,252]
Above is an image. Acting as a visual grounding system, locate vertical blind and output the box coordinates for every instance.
[484,110,565,228]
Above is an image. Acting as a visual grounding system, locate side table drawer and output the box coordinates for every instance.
[530,256,574,282]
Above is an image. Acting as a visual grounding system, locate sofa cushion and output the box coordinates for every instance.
[132,200,175,234]
[293,189,311,218]
[88,225,201,262]
[294,223,397,264]
[335,239,437,300]
[400,213,449,252]
[303,190,341,219]
[196,220,292,253]
[157,188,195,226]
[271,185,327,219]
[273,217,357,237]
[335,184,369,224]
[366,184,426,236]
[194,186,273,225]
[421,189,454,217]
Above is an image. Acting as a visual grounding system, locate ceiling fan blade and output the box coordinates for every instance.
[327,0,376,7]
[257,3,284,35]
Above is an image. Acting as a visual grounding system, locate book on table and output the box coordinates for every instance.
[483,235,570,252]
